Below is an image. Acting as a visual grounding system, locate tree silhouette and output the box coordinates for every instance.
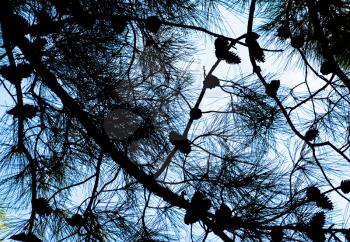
[0,0,350,241]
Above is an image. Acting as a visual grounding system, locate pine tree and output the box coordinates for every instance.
[0,0,349,241]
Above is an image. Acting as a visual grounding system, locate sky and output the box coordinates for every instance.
[0,4,349,241]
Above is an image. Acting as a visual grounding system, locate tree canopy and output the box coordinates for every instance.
[0,0,350,241]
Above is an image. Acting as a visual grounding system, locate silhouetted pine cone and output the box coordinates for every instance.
[214,203,231,230]
[184,191,211,224]
[305,129,318,141]
[214,37,240,64]
[215,37,229,50]
[276,23,291,39]
[0,63,33,84]
[265,80,280,97]
[16,63,33,78]
[7,104,38,119]
[145,16,162,33]
[253,65,262,73]
[306,212,325,242]
[215,49,225,59]
[307,186,333,210]
[270,227,283,242]
[291,35,304,48]
[8,15,29,41]
[316,194,333,210]
[245,32,265,62]
[203,74,220,89]
[307,186,321,201]
[66,213,84,227]
[320,61,336,75]
[112,16,128,33]
[251,44,265,62]
[169,131,191,154]
[0,65,21,84]
[190,108,202,120]
[33,198,52,216]
[340,180,350,194]
[310,212,326,228]
[177,140,191,154]
[224,51,241,64]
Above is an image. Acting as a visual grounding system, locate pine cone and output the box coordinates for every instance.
[306,186,333,210]
[0,64,33,84]
[276,23,291,39]
[16,63,33,79]
[340,180,350,194]
[8,15,30,41]
[270,227,283,242]
[214,203,231,230]
[169,131,191,154]
[310,212,325,228]
[305,129,318,141]
[224,51,241,64]
[266,80,280,97]
[215,37,229,50]
[246,33,265,62]
[112,16,128,33]
[0,65,21,84]
[320,61,336,75]
[306,212,325,242]
[307,186,321,201]
[316,194,333,210]
[203,74,220,89]
[7,104,38,119]
[33,198,52,216]
[184,191,211,224]
[291,35,304,48]
[66,213,84,227]
[145,16,162,33]
[190,108,202,120]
